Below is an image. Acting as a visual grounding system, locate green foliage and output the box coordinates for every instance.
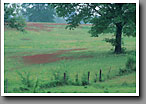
[89,16,111,37]
[4,79,8,93]
[119,68,129,75]
[104,37,126,52]
[40,81,64,89]
[39,71,70,89]
[119,53,136,75]
[4,3,26,31]
[126,55,136,71]
[123,22,136,37]
[104,38,116,46]
[122,4,136,37]
[53,3,136,53]
[22,3,55,22]
[16,71,39,92]
[53,3,136,35]
[17,71,33,88]
[8,16,26,31]
[4,23,136,93]
[104,88,109,93]
[81,73,89,86]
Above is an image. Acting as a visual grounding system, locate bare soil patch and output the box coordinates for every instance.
[24,27,39,32]
[25,23,54,32]
[22,48,93,64]
[25,22,92,32]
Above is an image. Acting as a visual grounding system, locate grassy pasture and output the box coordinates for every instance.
[4,22,136,93]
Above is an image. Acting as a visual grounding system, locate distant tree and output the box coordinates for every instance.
[4,3,26,31]
[53,16,67,23]
[22,3,55,22]
[53,3,136,54]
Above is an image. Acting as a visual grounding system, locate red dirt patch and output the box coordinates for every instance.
[25,22,92,32]
[42,23,91,26]
[22,48,92,64]
[24,27,39,32]
[25,23,54,32]
[42,23,69,26]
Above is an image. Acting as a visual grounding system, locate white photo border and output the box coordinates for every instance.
[1,0,139,96]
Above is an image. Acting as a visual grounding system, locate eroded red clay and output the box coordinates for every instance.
[24,27,39,32]
[25,22,91,32]
[22,48,92,64]
[25,23,54,32]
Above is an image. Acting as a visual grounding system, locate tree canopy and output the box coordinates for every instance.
[21,3,55,22]
[53,3,136,53]
[4,3,26,31]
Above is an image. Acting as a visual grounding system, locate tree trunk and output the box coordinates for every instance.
[114,23,123,54]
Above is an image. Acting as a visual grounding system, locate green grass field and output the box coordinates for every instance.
[4,22,136,93]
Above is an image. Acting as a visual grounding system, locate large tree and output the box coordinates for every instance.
[53,3,136,54]
[4,3,26,31]
[22,3,55,22]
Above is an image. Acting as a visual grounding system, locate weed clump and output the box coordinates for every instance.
[119,54,136,75]
[15,71,39,93]
[126,56,136,71]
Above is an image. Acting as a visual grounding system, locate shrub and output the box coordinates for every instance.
[104,88,109,93]
[126,55,136,71]
[81,73,88,86]
[16,71,39,92]
[40,72,70,89]
[119,68,128,75]
[4,79,8,93]
[17,71,33,88]
[8,16,26,31]
[119,55,136,75]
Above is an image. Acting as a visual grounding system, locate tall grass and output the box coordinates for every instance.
[4,23,136,93]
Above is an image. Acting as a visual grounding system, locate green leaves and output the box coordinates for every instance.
[123,22,136,37]
[104,38,116,46]
[53,3,93,29]
[4,3,26,31]
[89,16,111,37]
[22,3,55,22]
[53,3,136,36]
[53,3,136,53]
[8,16,26,31]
